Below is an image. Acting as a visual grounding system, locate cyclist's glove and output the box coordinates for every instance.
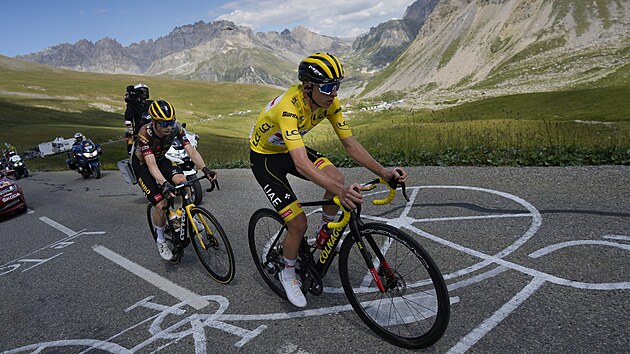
[201,166,216,180]
[202,167,219,191]
[160,181,176,198]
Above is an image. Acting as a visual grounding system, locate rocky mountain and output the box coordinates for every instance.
[17,20,352,87]
[363,0,630,101]
[350,0,439,70]
[15,0,630,103]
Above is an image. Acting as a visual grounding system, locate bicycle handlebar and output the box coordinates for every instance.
[326,176,408,230]
[328,196,351,230]
[169,174,219,195]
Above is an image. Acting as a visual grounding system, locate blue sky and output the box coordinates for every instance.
[1,0,415,57]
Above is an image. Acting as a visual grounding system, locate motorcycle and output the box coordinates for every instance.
[165,123,204,205]
[67,139,102,179]
[4,152,29,179]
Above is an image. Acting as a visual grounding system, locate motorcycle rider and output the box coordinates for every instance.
[2,143,16,166]
[124,83,152,137]
[131,100,216,261]
[65,132,84,170]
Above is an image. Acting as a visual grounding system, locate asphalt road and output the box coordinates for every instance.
[1,166,629,353]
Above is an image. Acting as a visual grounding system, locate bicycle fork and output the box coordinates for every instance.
[348,216,397,294]
[185,205,214,250]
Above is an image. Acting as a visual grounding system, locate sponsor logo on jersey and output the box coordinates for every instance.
[284,129,300,140]
[259,122,273,133]
[282,111,298,119]
[336,121,349,130]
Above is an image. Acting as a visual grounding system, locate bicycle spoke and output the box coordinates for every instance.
[248,209,290,301]
[339,223,449,349]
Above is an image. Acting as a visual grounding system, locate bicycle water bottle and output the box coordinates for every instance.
[315,225,332,249]
[169,209,182,232]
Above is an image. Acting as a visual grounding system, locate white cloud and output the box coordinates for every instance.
[216,0,414,38]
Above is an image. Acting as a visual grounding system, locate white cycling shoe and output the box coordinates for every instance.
[157,240,174,261]
[280,272,307,308]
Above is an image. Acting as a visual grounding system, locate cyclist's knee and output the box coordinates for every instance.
[287,213,307,236]
[155,200,168,213]
[172,173,186,184]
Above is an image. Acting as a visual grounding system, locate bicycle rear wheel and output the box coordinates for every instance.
[338,223,450,349]
[188,206,235,284]
[248,208,289,300]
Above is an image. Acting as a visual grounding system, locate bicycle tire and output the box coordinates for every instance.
[248,208,290,301]
[338,223,450,349]
[188,206,235,284]
[187,174,203,205]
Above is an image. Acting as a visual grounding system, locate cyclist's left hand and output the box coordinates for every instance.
[201,166,216,181]
[388,168,407,184]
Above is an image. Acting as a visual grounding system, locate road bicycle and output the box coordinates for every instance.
[147,175,235,284]
[248,176,450,348]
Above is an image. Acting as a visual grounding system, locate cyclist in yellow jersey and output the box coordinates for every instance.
[249,52,407,307]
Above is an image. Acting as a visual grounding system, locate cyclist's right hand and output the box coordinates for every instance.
[340,183,363,210]
[160,181,176,199]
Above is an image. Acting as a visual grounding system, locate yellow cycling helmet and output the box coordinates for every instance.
[298,52,344,84]
[149,100,176,122]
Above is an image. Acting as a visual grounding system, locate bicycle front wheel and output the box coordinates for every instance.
[248,208,289,301]
[338,223,450,349]
[188,206,235,284]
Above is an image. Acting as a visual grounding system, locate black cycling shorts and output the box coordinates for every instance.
[132,157,183,205]
[250,147,333,222]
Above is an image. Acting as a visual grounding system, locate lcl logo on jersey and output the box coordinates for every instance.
[284,129,300,140]
[336,121,349,130]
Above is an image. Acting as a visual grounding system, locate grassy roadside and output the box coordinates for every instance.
[2,56,628,170]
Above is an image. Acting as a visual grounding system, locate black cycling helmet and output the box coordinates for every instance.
[298,52,344,84]
[149,100,175,122]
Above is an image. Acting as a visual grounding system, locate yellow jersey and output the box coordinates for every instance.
[249,84,353,154]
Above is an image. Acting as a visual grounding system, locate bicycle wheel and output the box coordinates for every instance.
[188,206,235,284]
[338,223,450,349]
[248,208,289,300]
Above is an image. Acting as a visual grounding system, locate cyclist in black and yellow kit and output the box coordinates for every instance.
[132,100,216,261]
[249,52,407,307]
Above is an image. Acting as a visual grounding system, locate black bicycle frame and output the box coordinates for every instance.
[299,199,393,293]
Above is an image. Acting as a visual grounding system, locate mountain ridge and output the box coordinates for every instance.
[13,0,630,104]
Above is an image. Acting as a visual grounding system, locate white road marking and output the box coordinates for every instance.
[602,234,630,241]
[93,245,210,310]
[446,277,546,354]
[40,216,76,236]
